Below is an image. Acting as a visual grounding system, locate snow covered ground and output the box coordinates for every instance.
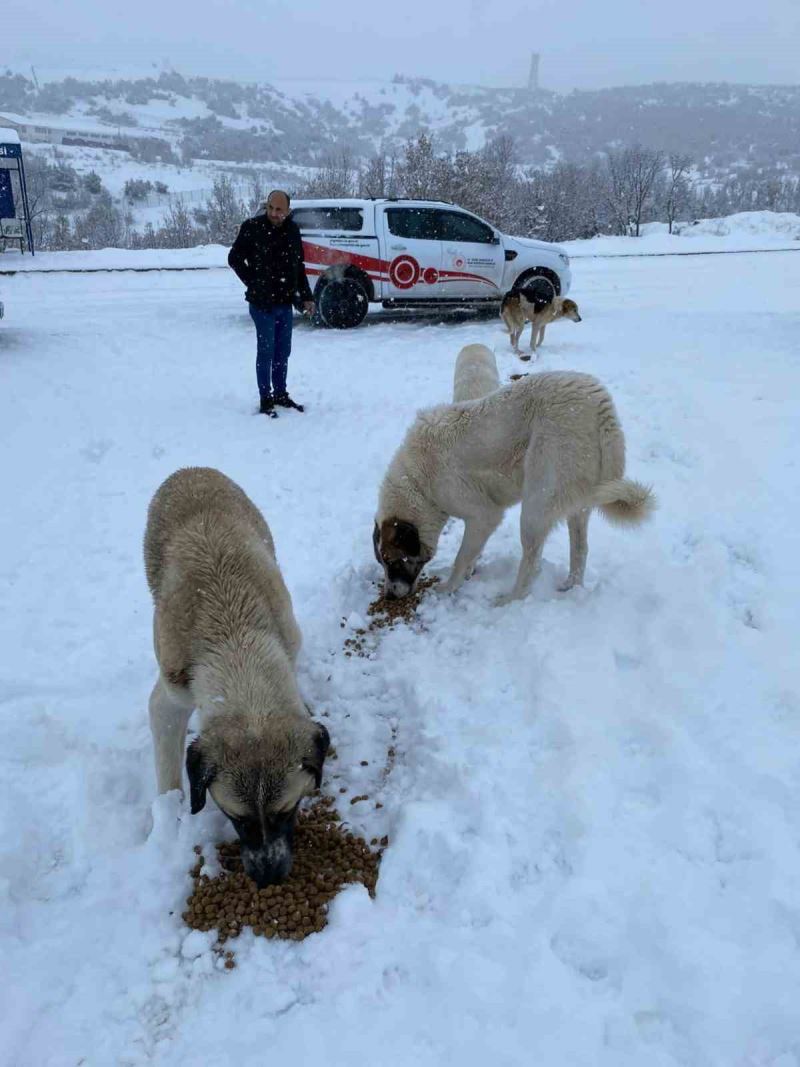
[1,243,799,1066]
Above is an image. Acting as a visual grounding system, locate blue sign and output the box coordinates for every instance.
[0,142,22,158]
[0,171,14,217]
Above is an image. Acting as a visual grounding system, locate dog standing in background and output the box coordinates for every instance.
[144,466,329,887]
[501,279,582,358]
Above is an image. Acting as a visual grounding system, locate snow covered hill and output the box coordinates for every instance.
[1,241,799,1065]
[3,69,800,172]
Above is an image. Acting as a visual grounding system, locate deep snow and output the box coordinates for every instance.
[1,235,799,1066]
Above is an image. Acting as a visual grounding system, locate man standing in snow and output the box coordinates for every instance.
[228,189,315,417]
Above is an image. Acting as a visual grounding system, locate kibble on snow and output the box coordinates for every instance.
[183,796,382,947]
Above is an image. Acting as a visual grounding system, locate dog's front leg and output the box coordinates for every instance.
[528,320,539,354]
[439,511,503,594]
[149,676,195,794]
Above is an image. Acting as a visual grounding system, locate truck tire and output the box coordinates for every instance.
[513,267,561,298]
[316,276,369,329]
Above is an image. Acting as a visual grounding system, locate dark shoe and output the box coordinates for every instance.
[274,392,304,412]
[259,395,278,418]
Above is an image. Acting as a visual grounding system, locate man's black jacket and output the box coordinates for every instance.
[228,215,313,309]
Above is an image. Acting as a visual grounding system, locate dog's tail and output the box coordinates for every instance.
[588,478,657,527]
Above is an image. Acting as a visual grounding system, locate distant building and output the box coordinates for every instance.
[0,111,138,151]
[528,53,540,92]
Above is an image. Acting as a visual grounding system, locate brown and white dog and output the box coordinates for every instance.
[501,282,582,359]
[144,466,329,887]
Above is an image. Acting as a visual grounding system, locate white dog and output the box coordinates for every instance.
[374,372,655,605]
[452,343,501,403]
[144,466,329,886]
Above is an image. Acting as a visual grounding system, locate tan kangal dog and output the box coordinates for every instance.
[374,372,655,605]
[501,284,582,358]
[144,466,329,887]
[452,343,501,403]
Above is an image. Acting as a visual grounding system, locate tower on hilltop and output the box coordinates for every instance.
[528,53,540,91]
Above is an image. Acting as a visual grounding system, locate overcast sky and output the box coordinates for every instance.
[5,0,800,93]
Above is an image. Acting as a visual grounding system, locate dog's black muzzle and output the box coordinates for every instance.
[231,810,297,887]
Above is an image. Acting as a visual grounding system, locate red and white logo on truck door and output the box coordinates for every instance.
[389,255,420,290]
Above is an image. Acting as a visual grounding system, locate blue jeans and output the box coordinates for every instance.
[248,303,293,399]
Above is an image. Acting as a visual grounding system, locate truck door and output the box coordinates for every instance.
[381,207,444,299]
[438,209,505,298]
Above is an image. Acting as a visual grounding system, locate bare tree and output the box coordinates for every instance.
[246,172,268,215]
[195,175,246,244]
[664,152,694,233]
[359,150,398,198]
[160,198,197,248]
[394,133,451,200]
[298,149,359,198]
[605,145,664,236]
[72,191,127,249]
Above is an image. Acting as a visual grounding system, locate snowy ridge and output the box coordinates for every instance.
[3,70,800,174]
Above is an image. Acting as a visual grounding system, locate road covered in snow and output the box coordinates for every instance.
[1,237,799,1066]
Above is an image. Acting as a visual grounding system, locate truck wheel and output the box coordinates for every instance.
[514,268,560,297]
[317,277,369,329]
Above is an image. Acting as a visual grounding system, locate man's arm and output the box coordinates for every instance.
[291,225,314,305]
[228,222,253,286]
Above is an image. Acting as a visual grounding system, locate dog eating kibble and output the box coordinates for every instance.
[183,797,381,946]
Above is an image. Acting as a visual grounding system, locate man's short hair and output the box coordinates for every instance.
[266,189,291,207]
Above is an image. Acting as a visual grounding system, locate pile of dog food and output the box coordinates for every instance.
[183,796,382,945]
[344,576,439,657]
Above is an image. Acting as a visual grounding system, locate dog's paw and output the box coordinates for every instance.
[557,576,581,593]
[493,591,519,607]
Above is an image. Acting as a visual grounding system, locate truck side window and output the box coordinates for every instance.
[291,207,363,231]
[386,208,441,240]
[438,211,495,244]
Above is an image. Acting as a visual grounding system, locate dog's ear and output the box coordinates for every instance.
[372,520,382,563]
[302,723,330,789]
[185,738,216,814]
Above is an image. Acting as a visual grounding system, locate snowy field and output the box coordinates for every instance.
[1,245,800,1066]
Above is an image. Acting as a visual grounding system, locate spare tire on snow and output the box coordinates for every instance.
[317,277,369,329]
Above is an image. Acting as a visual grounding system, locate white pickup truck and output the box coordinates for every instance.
[289,197,572,328]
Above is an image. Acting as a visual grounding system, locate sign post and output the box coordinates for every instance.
[0,128,35,255]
